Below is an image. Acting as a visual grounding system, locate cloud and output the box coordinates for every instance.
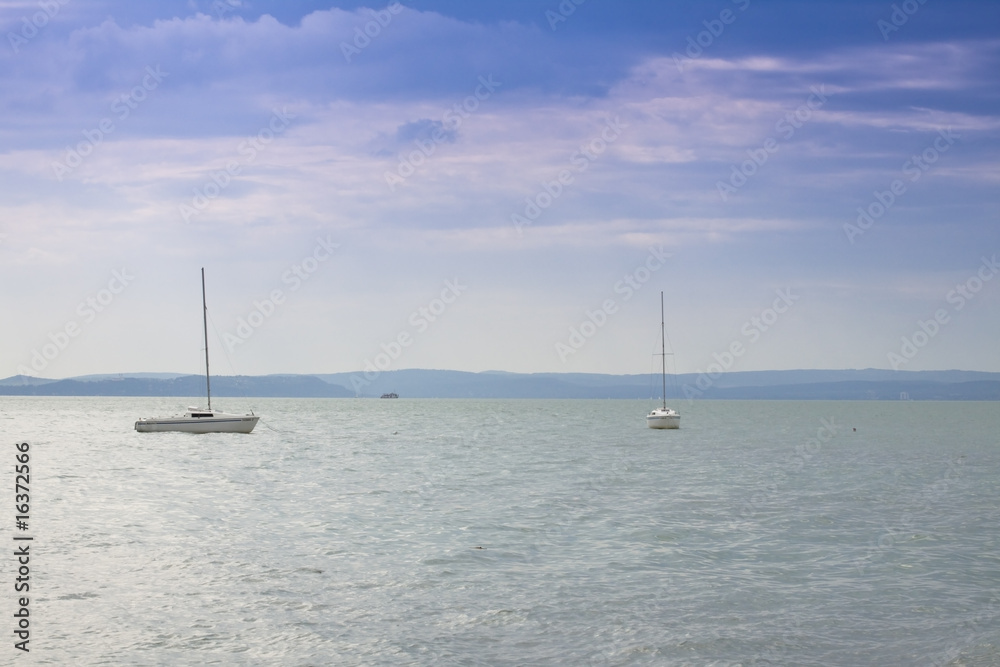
[395,118,456,145]
[2,1,999,375]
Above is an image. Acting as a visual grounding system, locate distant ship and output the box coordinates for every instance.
[380,393,399,399]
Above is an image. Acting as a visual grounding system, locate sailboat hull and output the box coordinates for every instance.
[135,413,259,433]
[646,409,680,429]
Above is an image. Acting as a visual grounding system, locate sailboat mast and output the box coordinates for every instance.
[660,291,666,410]
[201,268,211,410]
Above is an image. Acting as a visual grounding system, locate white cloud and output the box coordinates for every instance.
[2,5,999,375]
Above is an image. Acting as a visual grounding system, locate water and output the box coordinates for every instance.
[3,397,999,665]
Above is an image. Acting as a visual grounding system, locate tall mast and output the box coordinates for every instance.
[660,290,666,409]
[201,268,211,410]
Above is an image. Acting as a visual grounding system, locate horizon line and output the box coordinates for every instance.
[6,367,1000,383]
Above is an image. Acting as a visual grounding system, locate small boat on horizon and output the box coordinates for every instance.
[135,269,259,434]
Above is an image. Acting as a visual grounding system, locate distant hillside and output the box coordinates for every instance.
[0,374,353,398]
[1,369,998,399]
[0,374,55,386]
[313,369,1000,400]
[704,380,1000,401]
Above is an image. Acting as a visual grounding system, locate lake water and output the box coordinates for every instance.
[3,397,999,665]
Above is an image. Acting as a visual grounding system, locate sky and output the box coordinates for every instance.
[1,0,998,379]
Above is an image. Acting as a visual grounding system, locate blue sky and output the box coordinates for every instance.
[2,0,998,378]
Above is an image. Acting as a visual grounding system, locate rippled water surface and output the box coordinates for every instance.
[4,397,1000,665]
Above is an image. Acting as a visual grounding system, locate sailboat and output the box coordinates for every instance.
[135,269,260,434]
[646,290,680,429]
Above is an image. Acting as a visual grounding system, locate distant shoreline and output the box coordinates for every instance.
[2,369,998,400]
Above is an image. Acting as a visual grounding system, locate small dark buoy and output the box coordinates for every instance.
[853,427,856,432]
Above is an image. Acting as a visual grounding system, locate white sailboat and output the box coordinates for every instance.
[135,269,260,434]
[646,290,680,429]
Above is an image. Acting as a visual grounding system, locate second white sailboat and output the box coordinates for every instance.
[647,290,680,429]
